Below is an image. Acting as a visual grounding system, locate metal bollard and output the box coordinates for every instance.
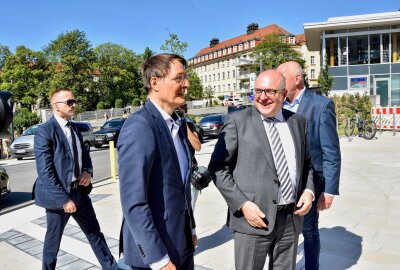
[347,118,351,142]
[394,105,397,136]
[109,141,117,181]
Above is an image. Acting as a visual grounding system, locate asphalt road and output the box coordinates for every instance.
[0,147,112,212]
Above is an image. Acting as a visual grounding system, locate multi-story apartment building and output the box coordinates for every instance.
[304,11,400,106]
[188,23,320,98]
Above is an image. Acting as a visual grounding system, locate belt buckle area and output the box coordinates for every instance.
[277,203,293,211]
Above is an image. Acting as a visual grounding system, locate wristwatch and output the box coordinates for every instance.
[83,168,93,177]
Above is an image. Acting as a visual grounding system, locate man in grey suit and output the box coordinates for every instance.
[277,61,341,270]
[208,70,314,270]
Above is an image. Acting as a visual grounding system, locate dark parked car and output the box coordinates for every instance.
[94,118,126,148]
[199,114,225,138]
[227,104,252,114]
[0,165,10,198]
[183,116,204,144]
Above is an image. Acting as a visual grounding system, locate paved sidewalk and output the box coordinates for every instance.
[0,132,399,269]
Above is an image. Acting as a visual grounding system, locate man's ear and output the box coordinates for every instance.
[295,74,302,86]
[150,77,160,92]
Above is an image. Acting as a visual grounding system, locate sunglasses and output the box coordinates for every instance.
[54,99,78,107]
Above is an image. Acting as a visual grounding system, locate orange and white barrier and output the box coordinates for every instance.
[371,106,400,130]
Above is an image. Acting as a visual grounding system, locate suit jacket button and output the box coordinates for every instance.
[274,179,278,184]
[272,199,277,204]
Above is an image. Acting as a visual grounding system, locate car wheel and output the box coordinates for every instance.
[199,130,204,143]
[17,157,23,160]
[94,143,102,149]
[84,142,91,152]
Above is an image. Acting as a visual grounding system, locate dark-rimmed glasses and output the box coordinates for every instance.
[54,99,77,107]
[254,89,283,97]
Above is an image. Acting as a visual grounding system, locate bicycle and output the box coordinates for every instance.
[344,112,377,140]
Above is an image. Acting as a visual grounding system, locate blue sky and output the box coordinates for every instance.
[1,1,399,59]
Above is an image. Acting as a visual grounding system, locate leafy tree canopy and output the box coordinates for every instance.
[317,64,334,96]
[186,69,203,101]
[160,33,188,57]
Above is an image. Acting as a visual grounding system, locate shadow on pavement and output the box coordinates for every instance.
[0,191,33,212]
[195,225,233,255]
[296,226,362,270]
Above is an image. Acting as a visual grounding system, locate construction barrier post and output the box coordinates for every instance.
[109,141,117,181]
[379,110,383,134]
[394,105,397,136]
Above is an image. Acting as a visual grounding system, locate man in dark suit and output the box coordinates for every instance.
[277,61,341,270]
[34,88,118,270]
[118,54,196,270]
[208,70,314,270]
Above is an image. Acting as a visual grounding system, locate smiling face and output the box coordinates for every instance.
[149,59,189,114]
[51,90,76,120]
[253,70,286,118]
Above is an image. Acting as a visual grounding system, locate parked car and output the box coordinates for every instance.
[222,97,244,106]
[94,118,126,148]
[73,121,96,152]
[183,116,204,144]
[0,165,10,198]
[199,114,225,138]
[10,124,42,160]
[227,104,252,114]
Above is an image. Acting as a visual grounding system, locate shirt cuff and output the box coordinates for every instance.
[322,192,335,197]
[192,228,196,235]
[149,254,170,270]
[304,189,315,201]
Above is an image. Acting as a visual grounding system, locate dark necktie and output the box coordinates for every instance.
[67,121,80,180]
[265,118,293,201]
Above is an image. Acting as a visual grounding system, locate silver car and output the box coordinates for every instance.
[10,122,95,160]
[10,124,41,160]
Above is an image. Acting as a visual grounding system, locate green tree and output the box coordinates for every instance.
[203,85,214,107]
[0,46,50,108]
[142,47,155,62]
[0,45,11,69]
[317,65,333,96]
[92,42,143,108]
[252,33,305,70]
[13,107,41,133]
[44,30,96,110]
[115,99,123,108]
[186,69,203,100]
[160,33,188,57]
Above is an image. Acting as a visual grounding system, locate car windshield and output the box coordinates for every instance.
[102,120,122,129]
[200,115,224,123]
[22,125,40,136]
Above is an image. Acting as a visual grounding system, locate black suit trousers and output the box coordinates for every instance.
[42,187,117,270]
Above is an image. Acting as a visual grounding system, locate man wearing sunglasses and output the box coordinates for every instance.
[118,54,196,270]
[209,70,314,270]
[34,88,118,270]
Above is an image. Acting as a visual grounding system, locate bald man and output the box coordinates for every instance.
[277,62,341,270]
[209,70,314,270]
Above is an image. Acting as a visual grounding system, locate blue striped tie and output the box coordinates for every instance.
[266,118,293,201]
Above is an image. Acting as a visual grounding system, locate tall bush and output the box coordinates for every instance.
[13,107,41,133]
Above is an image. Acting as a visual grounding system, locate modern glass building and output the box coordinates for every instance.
[304,11,400,106]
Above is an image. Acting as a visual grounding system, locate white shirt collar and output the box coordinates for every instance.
[54,114,70,127]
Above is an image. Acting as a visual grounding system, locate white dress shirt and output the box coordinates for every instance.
[54,114,82,183]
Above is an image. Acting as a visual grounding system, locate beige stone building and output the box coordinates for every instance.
[188,23,320,99]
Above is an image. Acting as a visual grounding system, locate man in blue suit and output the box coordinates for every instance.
[118,54,196,270]
[34,88,118,270]
[278,62,341,270]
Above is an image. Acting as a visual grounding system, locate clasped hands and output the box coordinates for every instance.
[63,171,92,214]
[241,191,313,228]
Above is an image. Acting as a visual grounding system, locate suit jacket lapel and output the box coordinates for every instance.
[297,88,311,115]
[283,110,302,185]
[51,117,72,159]
[178,125,191,185]
[146,101,184,185]
[251,108,276,173]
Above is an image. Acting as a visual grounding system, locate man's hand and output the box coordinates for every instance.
[294,191,313,216]
[241,201,267,228]
[63,199,76,214]
[317,193,334,212]
[161,261,176,270]
[79,171,92,186]
[192,234,198,249]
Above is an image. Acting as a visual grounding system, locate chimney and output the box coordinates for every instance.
[247,23,259,35]
[210,38,219,48]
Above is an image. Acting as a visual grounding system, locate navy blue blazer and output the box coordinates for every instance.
[297,88,341,196]
[118,100,195,268]
[34,116,93,209]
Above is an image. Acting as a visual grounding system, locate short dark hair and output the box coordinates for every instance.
[50,88,72,100]
[142,54,187,94]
